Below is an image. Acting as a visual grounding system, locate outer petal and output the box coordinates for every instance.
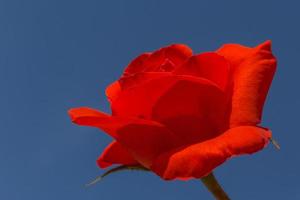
[174,53,230,91]
[151,126,272,180]
[97,141,138,168]
[68,107,179,167]
[106,81,122,103]
[111,73,228,144]
[216,43,251,68]
[217,40,277,127]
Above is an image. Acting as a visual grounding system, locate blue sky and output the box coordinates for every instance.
[0,0,299,199]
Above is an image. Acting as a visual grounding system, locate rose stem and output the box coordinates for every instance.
[201,172,231,200]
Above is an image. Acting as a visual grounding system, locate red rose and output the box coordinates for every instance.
[69,41,276,180]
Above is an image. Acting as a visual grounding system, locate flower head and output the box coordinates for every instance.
[69,41,276,180]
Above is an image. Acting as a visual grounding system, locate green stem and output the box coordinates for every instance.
[201,173,230,200]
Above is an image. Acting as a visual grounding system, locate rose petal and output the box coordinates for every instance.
[151,126,271,180]
[97,141,138,168]
[106,44,193,103]
[119,72,171,91]
[124,44,192,75]
[163,44,193,66]
[111,73,174,118]
[158,59,176,72]
[216,43,251,68]
[152,76,228,144]
[111,74,228,144]
[217,40,276,127]
[106,73,170,104]
[68,107,179,167]
[106,81,122,103]
[174,52,230,91]
[123,53,151,76]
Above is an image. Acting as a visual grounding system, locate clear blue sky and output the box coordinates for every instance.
[0,0,298,199]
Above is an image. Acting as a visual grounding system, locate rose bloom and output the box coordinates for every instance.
[69,41,276,180]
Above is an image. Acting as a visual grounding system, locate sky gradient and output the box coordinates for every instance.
[0,0,299,199]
